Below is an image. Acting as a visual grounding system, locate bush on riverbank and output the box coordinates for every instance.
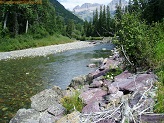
[60,90,84,114]
[114,13,164,113]
[0,34,73,52]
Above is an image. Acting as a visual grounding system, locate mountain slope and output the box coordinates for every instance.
[73,3,102,21]
[73,0,128,21]
[50,0,83,23]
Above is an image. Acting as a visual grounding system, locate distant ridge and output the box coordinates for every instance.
[72,0,128,21]
[50,0,83,23]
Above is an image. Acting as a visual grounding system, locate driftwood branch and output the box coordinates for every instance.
[121,45,133,66]
[81,80,155,123]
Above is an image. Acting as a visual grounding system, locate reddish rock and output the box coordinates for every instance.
[89,80,103,88]
[108,85,119,94]
[89,59,120,79]
[82,101,101,114]
[80,88,107,104]
[112,73,156,92]
[114,71,132,82]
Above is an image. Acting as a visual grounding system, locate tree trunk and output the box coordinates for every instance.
[25,20,28,33]
[13,12,19,36]
[3,13,8,29]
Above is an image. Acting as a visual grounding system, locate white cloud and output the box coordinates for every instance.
[58,0,112,10]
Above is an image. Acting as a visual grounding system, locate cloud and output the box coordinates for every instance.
[58,0,112,10]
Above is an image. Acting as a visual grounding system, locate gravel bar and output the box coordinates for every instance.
[0,41,95,60]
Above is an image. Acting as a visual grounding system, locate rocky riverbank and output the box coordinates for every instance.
[10,48,164,123]
[0,41,95,60]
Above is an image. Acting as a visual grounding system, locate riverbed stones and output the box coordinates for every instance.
[30,86,63,112]
[9,109,41,123]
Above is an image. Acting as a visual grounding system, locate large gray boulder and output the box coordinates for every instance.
[9,109,41,123]
[30,86,63,112]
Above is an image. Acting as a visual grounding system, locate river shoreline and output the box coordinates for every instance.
[0,41,95,60]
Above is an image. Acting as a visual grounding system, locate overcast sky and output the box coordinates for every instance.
[58,0,113,10]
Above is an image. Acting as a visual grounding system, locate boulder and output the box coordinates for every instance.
[39,111,61,123]
[108,85,119,94]
[90,59,120,79]
[80,88,107,104]
[114,70,132,82]
[69,75,90,88]
[104,91,123,105]
[47,104,65,116]
[9,109,41,123]
[87,63,96,68]
[82,101,101,114]
[39,104,65,123]
[30,86,63,112]
[56,111,81,123]
[89,80,103,88]
[112,73,157,92]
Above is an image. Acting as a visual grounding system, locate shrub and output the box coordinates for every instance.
[104,68,123,80]
[60,90,84,114]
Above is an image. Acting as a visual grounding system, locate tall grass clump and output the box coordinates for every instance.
[60,90,84,114]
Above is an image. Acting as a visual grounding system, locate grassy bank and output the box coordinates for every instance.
[0,34,73,52]
[154,40,164,113]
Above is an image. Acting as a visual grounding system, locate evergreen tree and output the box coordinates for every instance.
[106,6,111,31]
[66,19,75,38]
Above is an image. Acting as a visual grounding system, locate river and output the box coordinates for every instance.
[0,43,114,123]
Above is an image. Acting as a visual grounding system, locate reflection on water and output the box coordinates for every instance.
[0,43,114,122]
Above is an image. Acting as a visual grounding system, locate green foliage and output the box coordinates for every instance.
[114,13,164,71]
[60,90,84,114]
[0,34,73,51]
[154,82,164,113]
[104,68,123,80]
[84,5,114,37]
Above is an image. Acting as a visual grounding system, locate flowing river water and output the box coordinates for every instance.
[0,43,114,122]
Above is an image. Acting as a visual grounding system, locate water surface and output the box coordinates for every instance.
[0,43,114,122]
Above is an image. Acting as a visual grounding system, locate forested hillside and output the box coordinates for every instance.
[0,0,83,51]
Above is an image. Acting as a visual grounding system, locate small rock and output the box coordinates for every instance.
[87,63,96,68]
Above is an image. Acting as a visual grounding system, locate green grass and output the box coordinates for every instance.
[60,90,84,114]
[104,68,123,80]
[154,39,164,113]
[0,34,73,52]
